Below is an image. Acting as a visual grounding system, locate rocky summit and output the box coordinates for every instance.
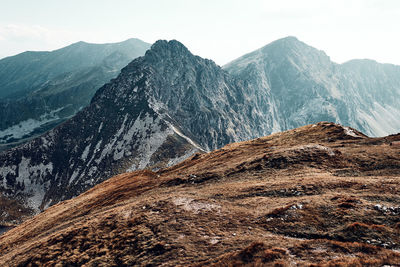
[1,122,400,266]
[224,36,400,137]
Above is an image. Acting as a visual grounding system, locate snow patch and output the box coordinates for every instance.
[0,165,17,188]
[125,114,175,171]
[136,118,172,170]
[98,122,103,133]
[41,131,55,149]
[113,113,148,161]
[95,114,129,164]
[87,166,97,177]
[69,168,81,185]
[87,139,102,166]
[168,123,204,151]
[81,144,91,161]
[167,149,199,167]
[16,157,53,185]
[343,126,360,138]
[43,198,52,210]
[0,107,63,142]
[15,157,53,211]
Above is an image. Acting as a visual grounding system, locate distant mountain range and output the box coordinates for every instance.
[0,38,150,151]
[1,37,400,223]
[224,36,400,137]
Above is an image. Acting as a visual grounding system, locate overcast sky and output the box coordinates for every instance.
[1,0,400,65]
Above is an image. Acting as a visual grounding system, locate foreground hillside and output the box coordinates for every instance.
[1,122,400,266]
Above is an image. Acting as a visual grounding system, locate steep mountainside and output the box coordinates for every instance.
[1,122,399,266]
[2,38,400,226]
[224,36,400,137]
[0,40,271,219]
[0,38,150,150]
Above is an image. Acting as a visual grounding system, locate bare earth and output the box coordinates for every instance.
[1,122,400,266]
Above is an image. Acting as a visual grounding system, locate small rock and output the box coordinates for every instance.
[374,204,382,210]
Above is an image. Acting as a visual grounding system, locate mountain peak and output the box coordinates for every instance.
[64,40,89,49]
[122,37,145,43]
[224,36,329,72]
[263,36,312,52]
[145,40,191,62]
[150,39,189,53]
[276,35,300,43]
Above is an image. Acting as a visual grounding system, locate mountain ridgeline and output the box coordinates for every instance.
[0,40,269,217]
[0,38,150,151]
[224,36,400,136]
[1,37,400,220]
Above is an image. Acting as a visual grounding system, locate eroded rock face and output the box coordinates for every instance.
[224,36,400,137]
[0,40,271,214]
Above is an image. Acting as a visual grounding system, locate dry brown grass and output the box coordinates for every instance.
[1,122,400,266]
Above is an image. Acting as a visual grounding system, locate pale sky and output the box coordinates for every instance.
[1,0,400,65]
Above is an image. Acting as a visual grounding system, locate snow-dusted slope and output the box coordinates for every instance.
[0,41,198,213]
[224,36,400,137]
[0,40,269,214]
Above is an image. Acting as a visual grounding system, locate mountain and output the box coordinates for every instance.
[224,36,400,137]
[2,37,400,225]
[0,40,271,220]
[1,122,399,266]
[0,38,151,151]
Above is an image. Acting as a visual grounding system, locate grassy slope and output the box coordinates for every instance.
[0,122,400,266]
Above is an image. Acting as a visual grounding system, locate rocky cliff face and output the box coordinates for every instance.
[224,36,400,137]
[0,38,151,150]
[117,40,272,151]
[0,40,270,215]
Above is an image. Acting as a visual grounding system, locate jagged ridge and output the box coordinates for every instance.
[0,39,271,216]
